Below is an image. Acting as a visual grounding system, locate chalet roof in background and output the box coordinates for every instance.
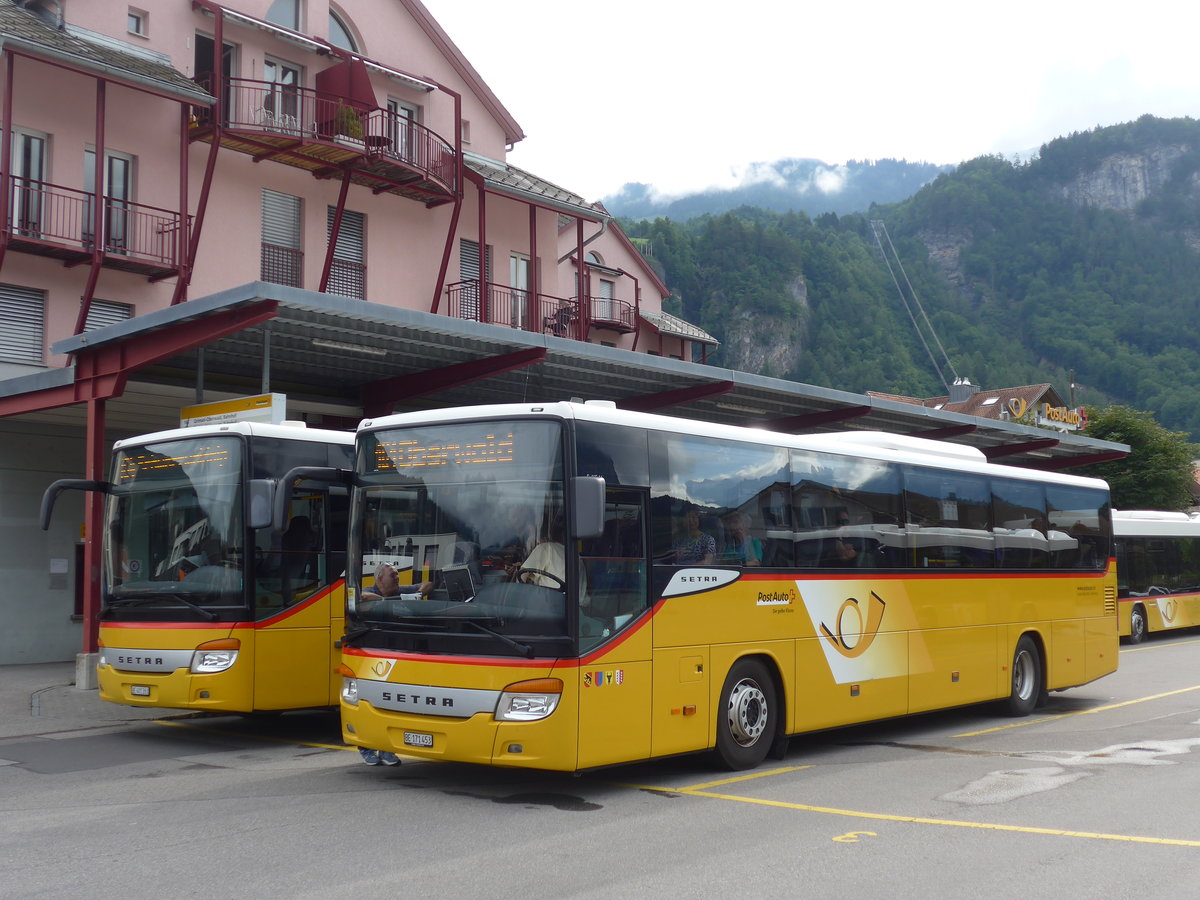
[870,383,1068,421]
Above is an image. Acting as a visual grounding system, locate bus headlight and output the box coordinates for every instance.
[190,639,240,673]
[496,678,563,722]
[336,664,359,705]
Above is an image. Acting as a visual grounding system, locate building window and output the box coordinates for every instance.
[262,57,302,127]
[11,130,47,237]
[328,9,357,51]
[456,238,491,321]
[83,148,135,255]
[127,7,147,36]
[0,284,45,364]
[508,253,529,328]
[84,300,133,332]
[261,189,303,287]
[460,120,471,145]
[265,0,300,30]
[387,98,420,160]
[595,278,616,322]
[327,207,365,300]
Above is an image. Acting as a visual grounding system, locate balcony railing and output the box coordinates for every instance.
[446,281,582,340]
[192,76,457,203]
[327,258,367,300]
[588,295,637,332]
[261,242,303,287]
[5,175,186,276]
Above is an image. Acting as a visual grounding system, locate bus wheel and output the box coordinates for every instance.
[1127,605,1147,644]
[1004,636,1043,717]
[715,659,776,770]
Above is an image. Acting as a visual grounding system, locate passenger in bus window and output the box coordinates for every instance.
[361,563,432,601]
[720,512,761,566]
[830,510,859,565]
[672,506,716,565]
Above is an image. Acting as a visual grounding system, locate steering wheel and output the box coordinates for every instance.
[518,568,567,591]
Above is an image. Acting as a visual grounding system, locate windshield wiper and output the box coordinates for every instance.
[108,592,218,621]
[458,619,533,657]
[347,614,533,657]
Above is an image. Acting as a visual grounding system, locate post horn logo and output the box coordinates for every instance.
[820,591,887,658]
[1161,598,1178,624]
[1008,397,1028,418]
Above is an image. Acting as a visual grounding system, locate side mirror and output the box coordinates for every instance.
[272,466,352,530]
[247,479,274,530]
[40,478,110,531]
[570,476,605,539]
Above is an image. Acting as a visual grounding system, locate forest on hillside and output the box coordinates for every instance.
[621,116,1200,440]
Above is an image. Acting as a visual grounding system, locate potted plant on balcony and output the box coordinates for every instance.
[332,102,364,148]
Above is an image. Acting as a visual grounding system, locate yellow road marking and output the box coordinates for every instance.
[953,684,1200,737]
[1121,637,1200,653]
[677,765,813,791]
[622,782,1200,847]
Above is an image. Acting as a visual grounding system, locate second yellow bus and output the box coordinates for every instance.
[334,402,1117,771]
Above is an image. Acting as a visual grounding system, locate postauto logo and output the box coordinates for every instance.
[819,591,886,659]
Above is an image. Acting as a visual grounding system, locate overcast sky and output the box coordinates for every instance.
[421,0,1200,201]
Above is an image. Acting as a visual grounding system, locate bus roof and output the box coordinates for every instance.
[360,401,1109,491]
[1113,509,1200,537]
[114,420,354,450]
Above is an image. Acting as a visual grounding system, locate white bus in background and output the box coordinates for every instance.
[1114,509,1200,643]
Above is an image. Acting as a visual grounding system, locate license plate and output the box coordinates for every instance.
[130,685,151,697]
[403,731,433,748]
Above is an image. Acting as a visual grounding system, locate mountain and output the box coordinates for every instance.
[621,115,1200,441]
[604,158,953,220]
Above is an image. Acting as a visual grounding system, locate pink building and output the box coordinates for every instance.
[0,0,717,663]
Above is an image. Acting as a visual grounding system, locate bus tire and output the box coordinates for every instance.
[715,659,776,770]
[1004,635,1043,717]
[1127,605,1147,644]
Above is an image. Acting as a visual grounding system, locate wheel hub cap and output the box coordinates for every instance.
[727,678,767,746]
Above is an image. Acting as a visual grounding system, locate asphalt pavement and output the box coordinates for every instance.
[0,661,186,740]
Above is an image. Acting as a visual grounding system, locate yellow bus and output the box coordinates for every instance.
[42,422,352,713]
[335,401,1117,771]
[1114,509,1200,643]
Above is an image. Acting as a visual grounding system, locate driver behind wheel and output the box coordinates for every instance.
[518,516,565,588]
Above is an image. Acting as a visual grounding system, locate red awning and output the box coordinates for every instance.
[315,57,376,112]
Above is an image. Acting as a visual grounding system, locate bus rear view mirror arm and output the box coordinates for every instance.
[40,478,110,531]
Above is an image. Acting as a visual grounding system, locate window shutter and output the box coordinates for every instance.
[326,207,366,299]
[261,189,302,287]
[0,284,44,363]
[327,207,364,262]
[83,300,133,332]
[262,189,301,249]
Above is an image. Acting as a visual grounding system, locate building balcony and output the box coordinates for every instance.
[191,77,457,207]
[446,282,639,339]
[447,281,582,340]
[587,296,637,333]
[4,176,187,278]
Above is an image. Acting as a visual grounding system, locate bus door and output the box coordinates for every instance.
[252,492,338,708]
[575,489,653,768]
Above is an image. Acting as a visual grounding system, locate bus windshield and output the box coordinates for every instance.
[351,420,569,656]
[105,436,246,615]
